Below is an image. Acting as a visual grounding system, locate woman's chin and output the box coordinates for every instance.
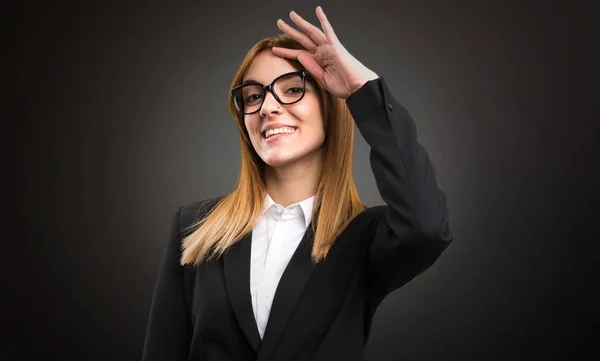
[263,156,296,168]
[260,145,324,169]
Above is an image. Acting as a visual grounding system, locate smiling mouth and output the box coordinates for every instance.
[262,127,297,140]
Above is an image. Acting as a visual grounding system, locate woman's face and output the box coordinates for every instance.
[242,51,325,168]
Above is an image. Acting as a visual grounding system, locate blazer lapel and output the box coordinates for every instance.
[223,231,261,353]
[257,224,316,361]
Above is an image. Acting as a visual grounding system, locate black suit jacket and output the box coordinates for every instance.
[142,77,453,361]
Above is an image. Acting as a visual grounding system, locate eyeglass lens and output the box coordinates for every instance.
[234,73,305,114]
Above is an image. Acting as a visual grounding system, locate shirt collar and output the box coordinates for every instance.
[262,193,315,228]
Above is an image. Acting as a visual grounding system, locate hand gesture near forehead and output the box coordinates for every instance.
[273,6,379,99]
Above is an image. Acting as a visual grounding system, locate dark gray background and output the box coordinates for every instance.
[14,0,597,360]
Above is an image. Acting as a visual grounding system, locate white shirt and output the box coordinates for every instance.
[250,193,315,339]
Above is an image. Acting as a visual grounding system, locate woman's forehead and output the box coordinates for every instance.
[243,52,300,84]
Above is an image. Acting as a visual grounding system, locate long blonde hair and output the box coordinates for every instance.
[181,34,366,266]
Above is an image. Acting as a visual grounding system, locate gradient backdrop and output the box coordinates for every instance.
[15,0,597,360]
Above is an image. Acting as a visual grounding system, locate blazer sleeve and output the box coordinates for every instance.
[346,77,453,298]
[142,206,191,361]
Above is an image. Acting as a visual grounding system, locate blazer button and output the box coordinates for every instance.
[388,103,393,111]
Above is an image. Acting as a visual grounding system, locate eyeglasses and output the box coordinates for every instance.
[231,71,312,115]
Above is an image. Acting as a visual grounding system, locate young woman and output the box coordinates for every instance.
[142,6,452,361]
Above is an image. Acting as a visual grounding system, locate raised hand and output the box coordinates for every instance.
[272,6,379,99]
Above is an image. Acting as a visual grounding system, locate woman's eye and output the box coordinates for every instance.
[286,87,303,94]
[245,94,262,104]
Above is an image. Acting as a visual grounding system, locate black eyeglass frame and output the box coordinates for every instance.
[231,70,312,115]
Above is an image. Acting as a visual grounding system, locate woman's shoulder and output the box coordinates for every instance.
[346,203,388,229]
[177,195,226,232]
[359,204,387,219]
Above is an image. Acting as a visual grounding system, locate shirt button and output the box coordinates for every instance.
[388,103,393,111]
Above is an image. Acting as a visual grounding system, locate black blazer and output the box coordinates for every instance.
[142,77,453,361]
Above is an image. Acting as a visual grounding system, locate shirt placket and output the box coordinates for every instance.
[257,205,285,335]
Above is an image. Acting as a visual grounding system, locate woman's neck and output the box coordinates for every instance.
[264,151,323,208]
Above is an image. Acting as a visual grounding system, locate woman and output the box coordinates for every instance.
[142,6,452,361]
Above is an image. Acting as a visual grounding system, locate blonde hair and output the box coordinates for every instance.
[181,34,366,266]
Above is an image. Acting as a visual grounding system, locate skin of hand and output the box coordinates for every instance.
[272,6,380,100]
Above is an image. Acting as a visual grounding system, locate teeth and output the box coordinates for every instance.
[264,127,296,138]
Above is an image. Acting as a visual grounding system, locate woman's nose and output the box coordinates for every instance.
[259,90,281,117]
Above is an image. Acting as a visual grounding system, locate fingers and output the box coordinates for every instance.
[315,6,340,45]
[277,19,318,51]
[271,48,324,85]
[289,10,328,46]
[296,53,325,85]
[277,7,339,48]
[271,47,309,60]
